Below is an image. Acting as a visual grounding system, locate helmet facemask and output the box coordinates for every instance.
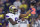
[12,9,18,14]
[9,5,18,14]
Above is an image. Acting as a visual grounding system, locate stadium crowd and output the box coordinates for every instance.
[0,0,40,27]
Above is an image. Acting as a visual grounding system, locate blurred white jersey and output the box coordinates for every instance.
[6,13,20,27]
[32,21,38,27]
[17,19,29,27]
[38,20,40,27]
[32,20,40,27]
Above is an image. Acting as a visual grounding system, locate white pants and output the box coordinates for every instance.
[8,22,19,27]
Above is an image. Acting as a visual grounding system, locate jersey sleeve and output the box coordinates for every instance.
[6,14,11,19]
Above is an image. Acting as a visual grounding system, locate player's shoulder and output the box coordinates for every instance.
[6,13,14,16]
[6,13,14,18]
[6,13,13,15]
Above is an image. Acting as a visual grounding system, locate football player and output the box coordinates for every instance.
[17,17,29,27]
[6,5,32,27]
[6,5,21,27]
[32,14,40,27]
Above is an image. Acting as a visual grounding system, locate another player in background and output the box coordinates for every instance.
[30,3,36,27]
[6,5,20,27]
[32,18,38,27]
[32,14,40,27]
[18,17,29,27]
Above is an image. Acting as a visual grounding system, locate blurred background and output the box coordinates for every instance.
[0,0,40,14]
[0,0,40,27]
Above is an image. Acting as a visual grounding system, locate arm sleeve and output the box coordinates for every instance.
[6,14,11,19]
